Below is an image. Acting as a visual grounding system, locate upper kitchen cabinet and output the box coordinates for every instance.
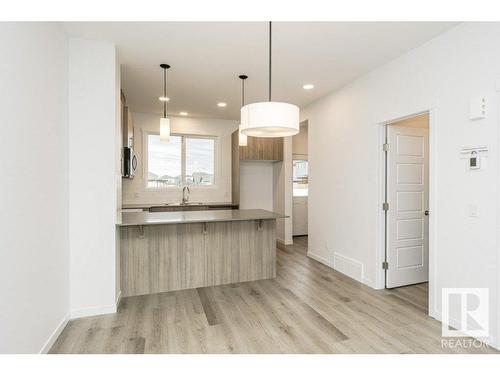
[121,90,134,148]
[236,132,283,161]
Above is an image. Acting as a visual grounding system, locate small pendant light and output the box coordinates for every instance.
[159,63,171,142]
[238,74,248,147]
[240,22,299,137]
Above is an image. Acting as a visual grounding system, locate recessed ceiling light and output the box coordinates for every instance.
[179,112,188,116]
[302,84,314,90]
[217,102,227,107]
[158,96,170,102]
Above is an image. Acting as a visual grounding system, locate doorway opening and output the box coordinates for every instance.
[383,112,430,290]
[292,121,308,239]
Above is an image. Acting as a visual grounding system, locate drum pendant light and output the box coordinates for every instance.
[238,74,248,146]
[159,63,171,142]
[240,22,299,137]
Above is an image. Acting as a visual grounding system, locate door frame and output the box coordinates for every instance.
[375,104,438,318]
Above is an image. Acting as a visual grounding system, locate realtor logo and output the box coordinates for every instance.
[441,288,489,338]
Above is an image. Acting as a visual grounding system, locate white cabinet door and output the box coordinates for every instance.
[293,197,308,236]
[386,125,429,288]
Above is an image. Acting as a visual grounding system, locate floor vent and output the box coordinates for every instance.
[333,252,364,282]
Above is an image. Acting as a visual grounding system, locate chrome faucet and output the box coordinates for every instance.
[182,186,190,204]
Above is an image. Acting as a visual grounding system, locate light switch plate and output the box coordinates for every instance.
[469,97,487,120]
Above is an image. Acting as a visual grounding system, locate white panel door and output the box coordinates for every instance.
[386,125,429,288]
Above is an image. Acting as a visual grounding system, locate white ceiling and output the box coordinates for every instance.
[65,22,457,120]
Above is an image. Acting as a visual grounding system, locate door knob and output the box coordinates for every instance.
[424,210,430,216]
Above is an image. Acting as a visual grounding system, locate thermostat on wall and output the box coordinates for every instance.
[460,146,488,171]
[469,151,480,170]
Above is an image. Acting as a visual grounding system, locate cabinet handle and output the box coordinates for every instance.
[138,225,145,238]
[257,219,263,231]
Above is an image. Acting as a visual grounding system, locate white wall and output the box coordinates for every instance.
[292,122,308,157]
[240,162,274,211]
[68,38,119,318]
[301,23,500,348]
[0,23,69,353]
[115,57,122,302]
[122,112,238,205]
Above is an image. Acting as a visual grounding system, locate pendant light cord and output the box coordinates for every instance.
[242,78,245,106]
[163,67,167,118]
[268,21,272,102]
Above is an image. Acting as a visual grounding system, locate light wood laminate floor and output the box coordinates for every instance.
[50,236,497,354]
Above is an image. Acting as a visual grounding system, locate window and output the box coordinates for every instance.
[147,133,216,188]
[185,137,215,185]
[293,159,308,197]
[147,134,182,188]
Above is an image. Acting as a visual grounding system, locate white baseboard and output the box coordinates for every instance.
[115,290,122,308]
[70,304,117,319]
[307,251,334,268]
[362,278,378,289]
[39,313,69,354]
[277,238,293,246]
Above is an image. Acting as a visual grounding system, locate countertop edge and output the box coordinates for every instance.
[116,209,287,227]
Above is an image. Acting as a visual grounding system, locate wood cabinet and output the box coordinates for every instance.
[121,90,134,148]
[238,134,283,161]
[120,219,276,297]
[122,106,134,148]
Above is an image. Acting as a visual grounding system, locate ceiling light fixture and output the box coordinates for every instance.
[240,21,299,138]
[238,75,248,147]
[179,112,188,116]
[302,84,314,90]
[158,96,170,101]
[159,63,171,142]
[217,102,227,107]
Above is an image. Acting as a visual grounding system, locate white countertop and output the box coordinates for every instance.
[117,209,286,227]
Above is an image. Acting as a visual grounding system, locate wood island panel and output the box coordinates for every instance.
[120,219,276,297]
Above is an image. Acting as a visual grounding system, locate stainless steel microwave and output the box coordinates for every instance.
[123,146,137,178]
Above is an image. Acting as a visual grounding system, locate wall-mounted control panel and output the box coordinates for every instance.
[469,151,480,170]
[460,146,488,171]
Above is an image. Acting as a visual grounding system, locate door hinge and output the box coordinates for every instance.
[382,202,389,211]
[383,143,390,152]
[382,261,389,270]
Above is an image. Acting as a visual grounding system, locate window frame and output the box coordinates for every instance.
[144,130,218,191]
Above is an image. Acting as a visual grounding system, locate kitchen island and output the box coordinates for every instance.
[117,209,284,297]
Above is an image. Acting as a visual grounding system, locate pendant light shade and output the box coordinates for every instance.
[238,126,248,146]
[240,101,299,137]
[240,21,299,137]
[160,117,171,142]
[238,74,248,146]
[159,63,171,142]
